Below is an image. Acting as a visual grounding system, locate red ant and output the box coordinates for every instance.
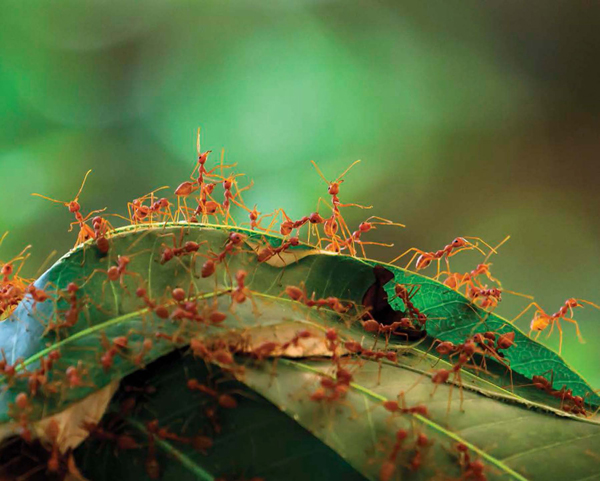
[381,396,429,418]
[310,160,372,251]
[528,371,589,416]
[257,236,300,263]
[42,282,85,336]
[284,284,350,313]
[24,283,50,310]
[187,379,238,409]
[237,204,278,232]
[339,216,403,257]
[439,236,510,293]
[391,236,492,275]
[88,255,141,297]
[378,428,408,481]
[99,332,130,371]
[127,186,173,225]
[65,361,90,388]
[136,287,170,319]
[82,421,140,451]
[32,170,107,246]
[393,284,427,326]
[218,232,246,263]
[512,298,600,354]
[159,230,204,265]
[468,286,502,309]
[148,420,213,454]
[455,443,487,481]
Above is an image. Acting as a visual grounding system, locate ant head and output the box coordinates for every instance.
[308,212,324,224]
[158,198,169,208]
[198,150,211,164]
[67,282,79,294]
[566,298,581,308]
[1,263,13,277]
[119,255,131,265]
[451,237,467,248]
[68,201,81,213]
[456,443,469,453]
[289,237,300,246]
[328,182,340,196]
[235,270,247,282]
[359,222,372,233]
[229,232,244,244]
[223,179,232,190]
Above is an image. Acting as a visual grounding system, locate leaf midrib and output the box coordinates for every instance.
[280,358,530,481]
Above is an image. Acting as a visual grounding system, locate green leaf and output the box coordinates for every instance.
[74,350,367,481]
[378,263,599,404]
[240,356,600,481]
[0,223,598,480]
[0,224,596,423]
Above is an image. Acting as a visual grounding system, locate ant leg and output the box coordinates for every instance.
[511,302,544,324]
[389,248,426,266]
[555,320,564,355]
[562,317,585,343]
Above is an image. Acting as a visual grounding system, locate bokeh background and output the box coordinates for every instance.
[1,1,599,385]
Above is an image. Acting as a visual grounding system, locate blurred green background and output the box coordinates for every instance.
[1,1,599,385]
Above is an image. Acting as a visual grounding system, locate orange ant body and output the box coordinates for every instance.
[92,216,112,254]
[310,160,371,252]
[128,186,173,225]
[439,236,510,294]
[0,235,32,317]
[65,361,89,388]
[529,372,588,416]
[284,284,349,313]
[393,284,427,326]
[513,298,600,353]
[187,379,238,409]
[391,237,490,274]
[468,287,502,309]
[338,216,403,257]
[257,236,300,263]
[32,170,106,246]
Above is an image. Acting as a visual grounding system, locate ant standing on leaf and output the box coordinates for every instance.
[438,235,510,294]
[127,186,173,225]
[337,216,404,257]
[310,159,372,252]
[512,297,600,354]
[391,236,494,276]
[0,235,31,318]
[32,170,106,247]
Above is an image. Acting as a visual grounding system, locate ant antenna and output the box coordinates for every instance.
[336,159,361,183]
[74,170,93,202]
[463,236,498,256]
[577,299,600,310]
[364,215,406,228]
[481,235,511,264]
[310,160,329,185]
[31,170,93,205]
[197,127,201,155]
